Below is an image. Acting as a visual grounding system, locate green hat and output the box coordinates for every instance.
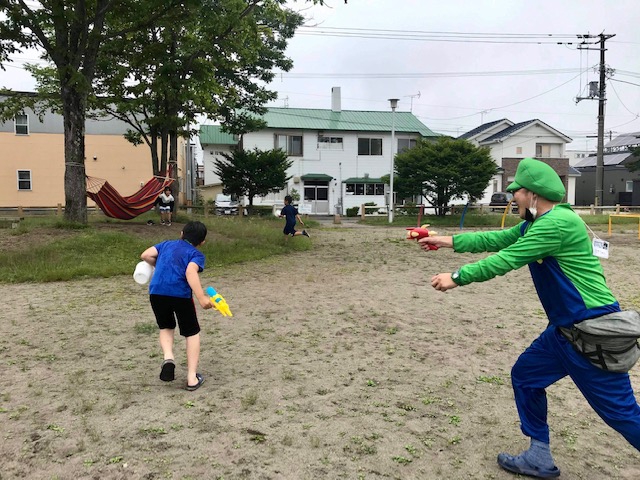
[506,158,566,201]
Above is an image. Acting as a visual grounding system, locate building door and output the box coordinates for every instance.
[303,181,330,214]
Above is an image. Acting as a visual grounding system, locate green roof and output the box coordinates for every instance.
[343,177,385,184]
[199,125,238,145]
[301,173,333,181]
[261,108,437,137]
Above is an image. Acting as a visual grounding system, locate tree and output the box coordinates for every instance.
[0,0,179,223]
[393,136,497,216]
[0,0,322,223]
[214,148,292,209]
[626,146,640,172]
[91,0,306,176]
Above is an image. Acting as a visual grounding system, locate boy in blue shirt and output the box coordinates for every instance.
[279,195,310,237]
[140,221,212,391]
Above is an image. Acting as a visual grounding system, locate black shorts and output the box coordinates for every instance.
[150,295,201,337]
[283,224,296,236]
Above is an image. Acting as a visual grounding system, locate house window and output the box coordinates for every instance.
[17,170,32,190]
[516,147,522,154]
[15,114,28,135]
[535,143,552,157]
[397,138,417,153]
[626,181,633,192]
[275,134,303,156]
[345,182,385,195]
[317,135,343,150]
[358,138,383,156]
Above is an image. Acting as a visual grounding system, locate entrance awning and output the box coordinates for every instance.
[301,173,333,181]
[343,177,384,184]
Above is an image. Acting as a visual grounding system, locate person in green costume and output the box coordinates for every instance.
[419,158,639,479]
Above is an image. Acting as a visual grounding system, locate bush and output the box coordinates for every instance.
[346,206,359,217]
[246,205,274,217]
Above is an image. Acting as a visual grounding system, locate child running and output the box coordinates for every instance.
[279,195,310,238]
[140,221,212,391]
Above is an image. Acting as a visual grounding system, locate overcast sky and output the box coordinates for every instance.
[2,0,638,150]
[271,0,640,149]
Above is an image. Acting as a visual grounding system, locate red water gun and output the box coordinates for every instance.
[406,224,439,250]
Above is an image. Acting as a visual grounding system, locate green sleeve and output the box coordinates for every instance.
[452,219,562,286]
[452,223,523,253]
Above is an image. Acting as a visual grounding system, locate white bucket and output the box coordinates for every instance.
[133,261,155,285]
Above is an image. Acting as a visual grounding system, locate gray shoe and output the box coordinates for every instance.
[302,230,310,237]
[497,453,560,478]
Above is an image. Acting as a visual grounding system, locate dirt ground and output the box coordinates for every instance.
[1,220,640,480]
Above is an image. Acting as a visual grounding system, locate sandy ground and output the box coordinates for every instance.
[1,220,640,480]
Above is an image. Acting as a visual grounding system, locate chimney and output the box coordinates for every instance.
[331,87,341,112]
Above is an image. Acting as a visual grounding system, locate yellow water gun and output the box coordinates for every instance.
[205,286,233,317]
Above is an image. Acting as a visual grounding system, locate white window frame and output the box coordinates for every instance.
[535,143,552,157]
[17,170,32,190]
[345,182,385,196]
[397,138,417,153]
[317,134,344,150]
[626,181,633,193]
[15,113,29,135]
[275,134,303,156]
[358,137,383,156]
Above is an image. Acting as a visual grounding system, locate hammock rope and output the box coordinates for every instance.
[86,174,174,220]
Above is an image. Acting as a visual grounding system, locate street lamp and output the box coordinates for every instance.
[388,98,399,223]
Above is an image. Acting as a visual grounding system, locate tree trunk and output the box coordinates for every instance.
[160,128,168,175]
[169,130,179,201]
[62,85,88,223]
[150,133,159,175]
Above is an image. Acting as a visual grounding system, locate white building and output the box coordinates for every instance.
[459,118,578,204]
[200,88,439,215]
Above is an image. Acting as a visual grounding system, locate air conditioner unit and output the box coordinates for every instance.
[293,176,300,183]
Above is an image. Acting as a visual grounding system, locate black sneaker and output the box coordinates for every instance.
[302,230,310,238]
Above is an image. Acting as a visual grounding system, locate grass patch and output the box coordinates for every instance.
[0,215,313,283]
[134,322,157,335]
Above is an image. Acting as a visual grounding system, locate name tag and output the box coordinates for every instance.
[593,238,609,259]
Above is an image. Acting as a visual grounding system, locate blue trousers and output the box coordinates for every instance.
[511,326,640,449]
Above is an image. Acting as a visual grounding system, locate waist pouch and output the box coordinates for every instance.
[559,310,640,373]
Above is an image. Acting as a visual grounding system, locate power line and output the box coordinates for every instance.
[608,81,640,117]
[610,78,640,88]
[295,26,586,45]
[276,67,585,80]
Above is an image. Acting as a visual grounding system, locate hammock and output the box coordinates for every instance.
[86,175,174,220]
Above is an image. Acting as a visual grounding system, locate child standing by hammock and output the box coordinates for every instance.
[156,187,175,225]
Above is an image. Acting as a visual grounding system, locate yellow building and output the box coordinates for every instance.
[0,95,188,210]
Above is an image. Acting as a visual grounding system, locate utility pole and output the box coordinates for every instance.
[576,33,615,206]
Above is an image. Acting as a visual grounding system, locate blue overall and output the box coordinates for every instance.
[512,325,640,449]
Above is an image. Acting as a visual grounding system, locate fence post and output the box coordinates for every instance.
[615,203,620,214]
[361,204,365,220]
[57,203,62,216]
[590,204,595,215]
[18,206,24,217]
